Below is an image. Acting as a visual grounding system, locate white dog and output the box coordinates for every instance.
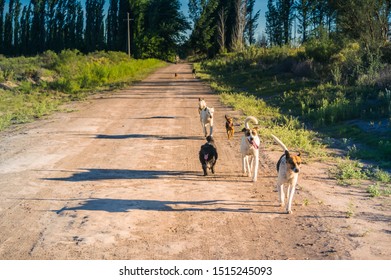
[271,134,302,214]
[240,116,260,182]
[198,98,206,114]
[200,106,214,137]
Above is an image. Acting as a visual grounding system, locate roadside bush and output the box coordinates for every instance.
[304,36,338,64]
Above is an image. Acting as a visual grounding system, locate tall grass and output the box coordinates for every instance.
[196,46,391,165]
[0,50,165,131]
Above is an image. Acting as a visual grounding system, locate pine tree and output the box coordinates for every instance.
[85,0,105,52]
[13,0,21,54]
[107,0,119,50]
[245,0,260,45]
[3,0,15,55]
[0,0,5,53]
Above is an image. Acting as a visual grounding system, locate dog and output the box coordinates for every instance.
[200,106,214,137]
[225,115,234,140]
[240,116,260,182]
[198,98,206,114]
[271,134,302,214]
[199,136,218,176]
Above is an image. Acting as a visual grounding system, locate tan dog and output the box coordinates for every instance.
[271,134,302,214]
[198,98,206,114]
[225,115,234,140]
[240,116,260,182]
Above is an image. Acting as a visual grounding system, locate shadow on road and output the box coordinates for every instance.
[53,198,278,214]
[43,169,200,181]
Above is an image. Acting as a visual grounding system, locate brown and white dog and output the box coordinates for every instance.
[271,134,302,214]
[225,115,234,140]
[240,116,260,182]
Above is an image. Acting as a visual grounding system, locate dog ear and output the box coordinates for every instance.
[241,127,247,132]
[285,150,291,158]
[297,151,301,157]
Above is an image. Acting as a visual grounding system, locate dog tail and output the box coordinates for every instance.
[244,116,258,129]
[271,134,288,151]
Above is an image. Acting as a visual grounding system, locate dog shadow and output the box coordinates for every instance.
[53,198,276,214]
[43,169,199,182]
[95,134,203,140]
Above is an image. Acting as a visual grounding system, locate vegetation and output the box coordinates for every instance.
[0,50,165,130]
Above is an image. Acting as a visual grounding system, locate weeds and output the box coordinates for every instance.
[0,51,165,131]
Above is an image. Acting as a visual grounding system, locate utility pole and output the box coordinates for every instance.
[127,12,131,58]
[124,12,132,58]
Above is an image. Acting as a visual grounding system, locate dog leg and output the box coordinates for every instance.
[209,125,213,137]
[278,184,285,207]
[203,124,207,137]
[242,155,248,176]
[247,156,253,178]
[252,155,259,182]
[286,185,296,214]
[202,164,208,176]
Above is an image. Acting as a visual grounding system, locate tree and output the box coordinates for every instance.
[231,0,247,51]
[19,4,31,55]
[245,0,260,45]
[13,0,21,54]
[295,0,311,43]
[279,0,294,45]
[3,0,15,55]
[189,0,219,56]
[107,0,120,50]
[266,0,282,46]
[30,0,47,54]
[217,5,228,53]
[0,0,5,53]
[336,0,391,51]
[142,0,190,60]
[85,0,105,52]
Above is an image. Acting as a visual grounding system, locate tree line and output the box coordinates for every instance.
[188,0,391,57]
[265,0,391,50]
[187,0,260,57]
[0,0,189,60]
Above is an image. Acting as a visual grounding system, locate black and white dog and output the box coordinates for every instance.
[199,136,218,176]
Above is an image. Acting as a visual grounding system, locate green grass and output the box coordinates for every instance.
[0,51,166,131]
[195,46,391,168]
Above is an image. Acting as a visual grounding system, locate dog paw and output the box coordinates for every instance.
[286,210,292,214]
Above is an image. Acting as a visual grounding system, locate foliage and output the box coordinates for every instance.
[0,51,165,131]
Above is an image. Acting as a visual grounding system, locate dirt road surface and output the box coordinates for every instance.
[0,63,390,260]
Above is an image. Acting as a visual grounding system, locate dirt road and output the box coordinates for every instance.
[0,63,390,260]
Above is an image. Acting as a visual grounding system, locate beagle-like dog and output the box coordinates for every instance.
[271,134,302,214]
